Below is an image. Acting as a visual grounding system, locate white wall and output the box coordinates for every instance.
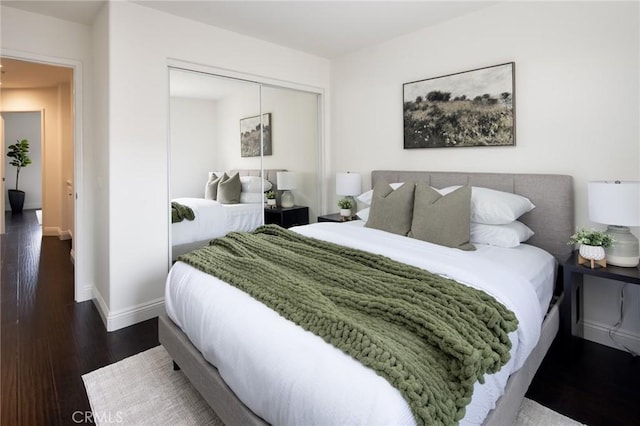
[3,111,42,210]
[213,85,320,218]
[1,5,95,300]
[102,1,330,330]
[170,97,218,198]
[331,1,640,351]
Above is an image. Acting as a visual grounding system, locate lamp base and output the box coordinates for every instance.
[281,190,295,208]
[605,226,640,267]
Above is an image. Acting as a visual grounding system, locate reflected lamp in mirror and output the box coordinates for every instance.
[336,172,362,217]
[277,172,296,208]
[588,180,640,267]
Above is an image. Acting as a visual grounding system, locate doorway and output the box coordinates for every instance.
[3,111,43,213]
[0,56,80,297]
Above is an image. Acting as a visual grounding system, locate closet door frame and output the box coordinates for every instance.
[166,59,326,268]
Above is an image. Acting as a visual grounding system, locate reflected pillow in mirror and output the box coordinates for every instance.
[218,172,241,204]
[204,173,223,200]
[240,176,273,193]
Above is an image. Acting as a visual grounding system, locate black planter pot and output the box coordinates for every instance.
[8,189,25,214]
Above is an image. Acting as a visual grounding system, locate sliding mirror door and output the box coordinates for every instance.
[169,68,262,261]
[168,68,321,263]
[261,85,320,222]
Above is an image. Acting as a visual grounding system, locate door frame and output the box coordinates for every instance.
[2,49,86,302]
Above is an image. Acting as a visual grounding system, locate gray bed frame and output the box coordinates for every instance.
[160,170,574,426]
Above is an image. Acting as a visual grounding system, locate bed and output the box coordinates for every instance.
[160,170,574,425]
[171,169,282,259]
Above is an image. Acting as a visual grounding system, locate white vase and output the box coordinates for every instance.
[340,209,351,218]
[579,244,605,260]
[267,199,276,208]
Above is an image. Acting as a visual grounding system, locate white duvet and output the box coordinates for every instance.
[165,222,556,425]
[171,197,263,246]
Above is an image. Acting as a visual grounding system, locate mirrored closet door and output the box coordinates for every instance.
[168,68,320,263]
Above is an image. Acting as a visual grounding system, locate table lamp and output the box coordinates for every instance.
[277,172,296,208]
[588,180,640,267]
[336,172,362,218]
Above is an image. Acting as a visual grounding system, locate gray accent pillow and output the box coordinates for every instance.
[204,173,223,200]
[217,172,241,204]
[408,183,475,251]
[365,181,415,236]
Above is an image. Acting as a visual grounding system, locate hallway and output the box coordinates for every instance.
[0,210,158,425]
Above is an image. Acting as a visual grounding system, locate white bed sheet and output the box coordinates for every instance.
[171,197,263,246]
[165,222,556,426]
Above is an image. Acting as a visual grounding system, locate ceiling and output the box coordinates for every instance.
[0,57,73,89]
[2,1,498,58]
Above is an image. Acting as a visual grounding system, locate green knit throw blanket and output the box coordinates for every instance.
[178,225,518,425]
[171,201,195,223]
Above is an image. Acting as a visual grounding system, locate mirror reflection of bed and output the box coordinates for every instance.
[168,68,320,262]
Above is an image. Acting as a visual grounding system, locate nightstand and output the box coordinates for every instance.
[264,206,309,228]
[317,213,360,223]
[562,250,640,339]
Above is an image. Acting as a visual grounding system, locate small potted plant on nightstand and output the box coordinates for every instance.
[338,198,354,220]
[568,228,614,268]
[266,190,277,208]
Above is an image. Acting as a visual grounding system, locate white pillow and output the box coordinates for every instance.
[356,207,370,221]
[440,186,535,225]
[357,183,404,205]
[239,176,273,193]
[470,221,535,248]
[239,192,266,204]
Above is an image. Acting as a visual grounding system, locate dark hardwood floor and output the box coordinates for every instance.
[1,210,158,425]
[1,209,639,425]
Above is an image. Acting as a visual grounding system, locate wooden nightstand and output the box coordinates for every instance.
[562,250,640,339]
[317,213,360,223]
[264,206,309,228]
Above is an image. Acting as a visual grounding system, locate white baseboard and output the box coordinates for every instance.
[92,287,165,332]
[43,226,59,236]
[582,319,640,354]
[42,226,72,240]
[75,282,93,302]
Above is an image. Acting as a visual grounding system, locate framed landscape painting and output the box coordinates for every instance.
[403,62,515,149]
[240,113,272,157]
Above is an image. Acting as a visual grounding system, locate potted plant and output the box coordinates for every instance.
[265,190,277,208]
[6,139,32,214]
[568,228,614,262]
[338,197,354,220]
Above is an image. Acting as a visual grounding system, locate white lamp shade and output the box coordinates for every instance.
[336,172,362,196]
[588,180,640,226]
[277,172,297,190]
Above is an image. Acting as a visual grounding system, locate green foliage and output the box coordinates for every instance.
[338,197,353,209]
[568,228,614,248]
[6,139,32,191]
[265,190,276,199]
[404,95,513,148]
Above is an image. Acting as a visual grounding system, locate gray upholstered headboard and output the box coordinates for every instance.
[371,171,574,262]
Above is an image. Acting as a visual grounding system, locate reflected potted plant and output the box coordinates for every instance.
[266,190,277,208]
[568,228,614,265]
[338,197,354,220]
[6,139,32,214]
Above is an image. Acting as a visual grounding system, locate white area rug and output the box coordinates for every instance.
[83,346,584,426]
[35,209,42,225]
